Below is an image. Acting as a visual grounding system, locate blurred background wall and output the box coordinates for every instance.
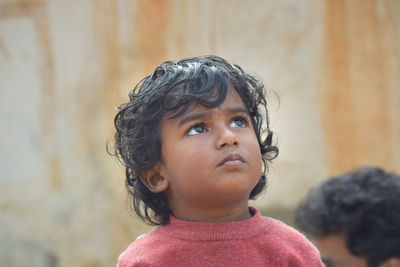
[1,0,399,266]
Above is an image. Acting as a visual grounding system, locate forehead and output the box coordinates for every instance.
[163,86,249,120]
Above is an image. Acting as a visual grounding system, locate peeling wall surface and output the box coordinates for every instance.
[1,0,399,266]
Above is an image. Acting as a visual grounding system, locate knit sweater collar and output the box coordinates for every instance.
[158,207,270,241]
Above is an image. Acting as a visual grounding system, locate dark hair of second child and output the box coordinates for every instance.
[295,167,400,267]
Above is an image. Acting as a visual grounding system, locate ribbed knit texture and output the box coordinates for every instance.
[117,208,323,267]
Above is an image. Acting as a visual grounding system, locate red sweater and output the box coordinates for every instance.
[118,208,323,266]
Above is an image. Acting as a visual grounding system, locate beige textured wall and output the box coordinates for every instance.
[1,0,399,266]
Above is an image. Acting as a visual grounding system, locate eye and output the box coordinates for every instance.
[187,124,207,136]
[230,117,246,128]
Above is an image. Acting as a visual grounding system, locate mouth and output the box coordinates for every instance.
[218,152,245,167]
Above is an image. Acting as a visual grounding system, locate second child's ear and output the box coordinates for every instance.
[139,163,168,193]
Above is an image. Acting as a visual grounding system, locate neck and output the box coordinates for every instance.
[170,202,252,222]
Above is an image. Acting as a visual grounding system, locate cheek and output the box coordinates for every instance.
[248,139,263,174]
[164,139,207,161]
[246,136,262,158]
[162,140,211,175]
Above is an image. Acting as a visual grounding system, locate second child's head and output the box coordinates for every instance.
[113,55,278,225]
[295,167,400,267]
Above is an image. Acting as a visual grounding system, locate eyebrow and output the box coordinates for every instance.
[177,106,250,128]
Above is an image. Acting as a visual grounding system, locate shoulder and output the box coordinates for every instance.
[260,217,323,266]
[117,227,186,267]
[117,228,168,267]
[263,216,309,242]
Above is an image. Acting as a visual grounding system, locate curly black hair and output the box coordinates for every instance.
[111,55,278,225]
[295,167,400,267]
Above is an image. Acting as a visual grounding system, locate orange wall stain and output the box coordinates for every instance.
[321,0,394,175]
[91,0,122,133]
[132,0,171,75]
[0,38,11,60]
[0,0,43,18]
[0,0,61,190]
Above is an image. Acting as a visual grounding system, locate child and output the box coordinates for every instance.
[295,166,400,267]
[112,55,323,266]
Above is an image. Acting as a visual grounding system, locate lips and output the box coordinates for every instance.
[218,152,245,167]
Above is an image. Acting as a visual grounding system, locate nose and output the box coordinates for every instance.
[216,126,239,149]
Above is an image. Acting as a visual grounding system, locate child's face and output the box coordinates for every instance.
[157,86,262,221]
[312,235,368,267]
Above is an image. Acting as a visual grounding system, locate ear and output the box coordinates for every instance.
[139,163,168,193]
[381,258,400,267]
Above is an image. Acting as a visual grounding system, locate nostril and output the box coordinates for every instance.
[216,129,240,149]
[225,139,239,147]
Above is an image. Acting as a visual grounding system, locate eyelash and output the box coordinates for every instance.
[186,116,249,136]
